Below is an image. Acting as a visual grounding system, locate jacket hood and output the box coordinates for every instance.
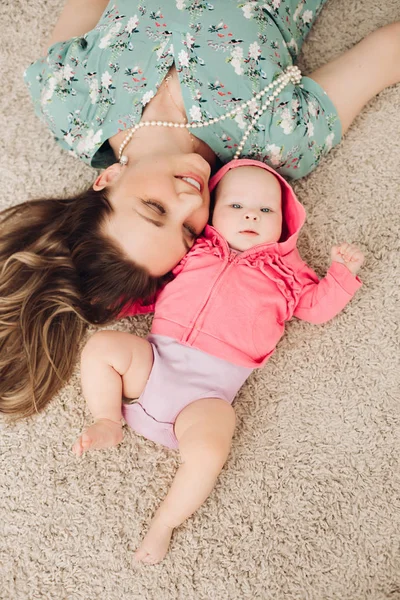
[208,159,306,255]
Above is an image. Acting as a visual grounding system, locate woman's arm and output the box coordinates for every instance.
[44,0,109,53]
[309,22,400,135]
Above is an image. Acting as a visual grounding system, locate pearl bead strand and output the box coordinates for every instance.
[118,65,302,165]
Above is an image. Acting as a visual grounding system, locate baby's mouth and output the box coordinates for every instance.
[239,230,259,236]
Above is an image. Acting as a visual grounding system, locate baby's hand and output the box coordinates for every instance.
[331,243,365,276]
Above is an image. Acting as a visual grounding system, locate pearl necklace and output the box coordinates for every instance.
[118,65,301,165]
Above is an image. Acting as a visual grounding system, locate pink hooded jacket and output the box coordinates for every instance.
[126,159,362,368]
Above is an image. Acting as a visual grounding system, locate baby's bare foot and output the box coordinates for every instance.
[133,515,174,565]
[72,419,123,457]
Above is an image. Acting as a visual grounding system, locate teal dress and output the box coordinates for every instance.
[24,0,341,179]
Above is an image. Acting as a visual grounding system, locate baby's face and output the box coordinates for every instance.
[212,166,283,251]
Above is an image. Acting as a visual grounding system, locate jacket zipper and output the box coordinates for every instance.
[183,251,238,344]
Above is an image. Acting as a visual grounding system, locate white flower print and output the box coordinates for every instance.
[280,110,294,134]
[99,33,112,49]
[101,71,113,89]
[126,16,139,34]
[156,47,164,60]
[99,23,121,49]
[325,132,335,151]
[186,33,195,49]
[176,0,186,9]
[287,38,298,54]
[141,90,155,106]
[307,100,317,117]
[76,129,103,154]
[249,42,261,60]
[62,64,74,81]
[247,98,258,117]
[267,144,282,166]
[291,98,300,112]
[178,49,189,68]
[41,77,56,104]
[281,119,294,134]
[64,132,74,146]
[231,46,244,76]
[242,2,256,19]
[189,105,202,122]
[306,121,314,137]
[302,10,313,25]
[293,1,305,22]
[235,112,246,130]
[272,0,281,8]
[89,79,99,104]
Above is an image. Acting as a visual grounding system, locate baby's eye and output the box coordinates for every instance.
[231,203,242,209]
[261,207,271,213]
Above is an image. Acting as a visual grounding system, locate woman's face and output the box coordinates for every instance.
[95,153,211,276]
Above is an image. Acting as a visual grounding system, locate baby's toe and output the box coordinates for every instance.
[72,438,83,456]
[81,431,93,450]
[133,548,148,562]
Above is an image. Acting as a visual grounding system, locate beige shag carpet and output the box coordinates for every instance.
[1,1,399,599]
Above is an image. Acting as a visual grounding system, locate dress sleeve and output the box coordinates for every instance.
[118,298,156,318]
[293,261,362,325]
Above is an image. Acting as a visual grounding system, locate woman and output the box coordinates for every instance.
[0,0,399,418]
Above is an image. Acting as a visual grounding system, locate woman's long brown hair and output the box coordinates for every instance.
[0,187,164,418]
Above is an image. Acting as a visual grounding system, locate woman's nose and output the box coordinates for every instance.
[244,211,260,222]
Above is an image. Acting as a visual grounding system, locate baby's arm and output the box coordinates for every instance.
[293,243,365,325]
[72,331,153,456]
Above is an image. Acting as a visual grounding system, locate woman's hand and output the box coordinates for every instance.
[331,243,365,276]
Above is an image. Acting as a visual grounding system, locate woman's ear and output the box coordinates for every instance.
[93,163,122,191]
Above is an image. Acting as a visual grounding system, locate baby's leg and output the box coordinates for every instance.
[133,398,236,564]
[309,22,400,135]
[72,331,153,456]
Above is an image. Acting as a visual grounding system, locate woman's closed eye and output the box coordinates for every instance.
[142,199,197,246]
[143,199,166,214]
[184,223,197,239]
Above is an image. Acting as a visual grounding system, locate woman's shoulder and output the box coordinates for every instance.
[23,2,161,167]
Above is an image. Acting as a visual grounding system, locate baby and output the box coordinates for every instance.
[72,159,364,564]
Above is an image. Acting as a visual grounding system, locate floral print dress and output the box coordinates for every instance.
[24,0,341,180]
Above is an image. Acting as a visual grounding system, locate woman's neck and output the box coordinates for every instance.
[108,65,217,172]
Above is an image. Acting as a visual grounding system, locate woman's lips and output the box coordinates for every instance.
[177,173,205,193]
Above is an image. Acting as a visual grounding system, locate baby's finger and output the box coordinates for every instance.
[339,242,351,255]
[352,250,364,263]
[342,248,357,261]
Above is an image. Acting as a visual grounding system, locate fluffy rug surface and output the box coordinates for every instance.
[0,1,399,598]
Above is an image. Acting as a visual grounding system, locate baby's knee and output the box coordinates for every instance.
[179,409,236,471]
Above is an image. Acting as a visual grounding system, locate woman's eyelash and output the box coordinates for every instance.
[142,200,196,239]
[185,224,197,238]
[143,200,166,214]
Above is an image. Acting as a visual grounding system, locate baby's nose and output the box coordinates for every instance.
[244,211,259,222]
